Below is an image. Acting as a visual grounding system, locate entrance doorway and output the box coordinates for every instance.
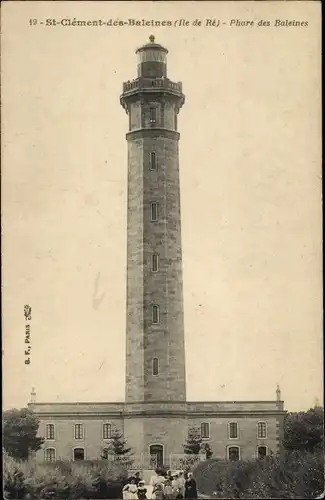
[257,446,267,459]
[149,444,164,468]
[73,448,85,461]
[228,446,240,461]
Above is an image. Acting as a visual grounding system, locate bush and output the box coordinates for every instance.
[3,453,27,499]
[19,461,71,499]
[284,406,324,453]
[193,451,324,499]
[86,460,127,499]
[3,455,128,499]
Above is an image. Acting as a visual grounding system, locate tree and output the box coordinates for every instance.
[283,405,324,452]
[183,427,202,455]
[3,408,44,460]
[103,428,133,458]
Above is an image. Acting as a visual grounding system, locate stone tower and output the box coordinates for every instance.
[120,36,186,403]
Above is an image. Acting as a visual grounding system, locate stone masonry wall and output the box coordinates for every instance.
[187,401,283,412]
[124,415,188,463]
[187,415,279,460]
[130,102,141,130]
[142,132,186,401]
[125,138,145,402]
[164,137,186,400]
[29,402,124,414]
[163,102,176,130]
[143,416,188,460]
[34,414,124,463]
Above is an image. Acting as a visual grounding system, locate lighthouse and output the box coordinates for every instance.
[120,36,187,404]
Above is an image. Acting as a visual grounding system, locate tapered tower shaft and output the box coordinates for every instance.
[121,37,186,403]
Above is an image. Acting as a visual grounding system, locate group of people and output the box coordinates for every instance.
[122,474,148,500]
[151,469,197,500]
[122,469,198,500]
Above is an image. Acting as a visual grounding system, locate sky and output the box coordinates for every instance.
[2,1,322,412]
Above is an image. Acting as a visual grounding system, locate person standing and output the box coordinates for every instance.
[163,479,174,500]
[134,472,142,486]
[123,478,139,500]
[185,473,198,499]
[150,468,166,489]
[177,472,186,499]
[152,483,164,500]
[137,480,147,499]
[171,475,180,499]
[150,468,166,500]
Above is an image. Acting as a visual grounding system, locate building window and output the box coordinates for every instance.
[228,422,238,439]
[257,421,267,439]
[74,424,84,440]
[73,447,85,461]
[46,424,55,440]
[150,151,157,170]
[150,107,157,123]
[174,113,178,130]
[152,254,159,272]
[103,423,111,440]
[227,446,240,461]
[201,422,210,439]
[152,304,160,324]
[152,357,159,376]
[257,446,268,459]
[45,447,56,463]
[150,202,158,221]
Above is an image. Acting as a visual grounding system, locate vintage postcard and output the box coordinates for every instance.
[2,1,323,499]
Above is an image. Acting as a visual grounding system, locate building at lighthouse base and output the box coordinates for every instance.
[28,398,285,466]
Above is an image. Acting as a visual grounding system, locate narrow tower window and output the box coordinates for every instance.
[150,107,157,123]
[152,304,160,324]
[152,357,159,375]
[150,151,157,170]
[150,202,158,221]
[152,254,159,272]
